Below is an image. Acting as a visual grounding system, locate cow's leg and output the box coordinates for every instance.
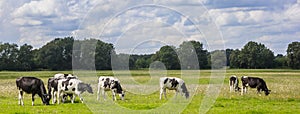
[71,94,75,104]
[78,94,84,103]
[18,90,24,106]
[163,89,167,99]
[102,89,106,100]
[175,90,179,98]
[97,83,100,100]
[31,93,36,106]
[57,90,61,104]
[159,88,164,100]
[112,90,116,101]
[229,81,233,92]
[241,86,245,95]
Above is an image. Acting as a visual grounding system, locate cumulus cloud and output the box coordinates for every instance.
[0,0,299,55]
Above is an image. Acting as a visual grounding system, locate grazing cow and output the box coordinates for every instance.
[159,77,189,100]
[48,74,78,104]
[57,78,93,104]
[229,75,240,92]
[16,77,50,106]
[97,76,125,101]
[241,76,271,96]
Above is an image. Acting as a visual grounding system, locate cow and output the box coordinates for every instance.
[48,73,78,104]
[229,75,240,92]
[97,76,125,101]
[16,77,50,106]
[159,77,189,100]
[241,76,271,96]
[57,78,93,104]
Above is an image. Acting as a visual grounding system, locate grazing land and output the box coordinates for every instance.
[0,69,299,113]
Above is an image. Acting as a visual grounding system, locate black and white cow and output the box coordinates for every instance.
[48,73,78,104]
[229,75,240,92]
[97,76,125,101]
[16,77,50,106]
[57,78,93,104]
[241,76,271,96]
[159,77,189,100]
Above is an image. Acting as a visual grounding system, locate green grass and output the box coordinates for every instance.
[0,69,299,113]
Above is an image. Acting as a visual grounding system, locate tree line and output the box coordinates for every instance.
[0,37,299,71]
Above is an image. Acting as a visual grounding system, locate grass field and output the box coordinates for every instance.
[0,69,299,113]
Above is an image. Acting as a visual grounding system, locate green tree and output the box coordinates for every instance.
[274,54,288,68]
[239,41,274,69]
[225,49,233,66]
[287,42,300,69]
[177,41,208,69]
[37,37,74,70]
[0,43,20,70]
[95,40,114,70]
[152,45,180,70]
[229,49,241,68]
[18,44,34,71]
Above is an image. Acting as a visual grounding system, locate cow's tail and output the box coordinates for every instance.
[181,82,189,99]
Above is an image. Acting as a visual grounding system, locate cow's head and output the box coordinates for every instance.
[265,90,271,96]
[111,81,125,100]
[42,94,50,105]
[86,84,93,94]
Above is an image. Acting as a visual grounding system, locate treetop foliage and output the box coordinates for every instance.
[0,37,298,71]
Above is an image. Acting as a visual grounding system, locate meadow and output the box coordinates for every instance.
[0,69,299,113]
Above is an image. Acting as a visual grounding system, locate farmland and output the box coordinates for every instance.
[0,69,299,113]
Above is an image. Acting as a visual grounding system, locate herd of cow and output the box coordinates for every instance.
[15,74,189,106]
[15,74,270,106]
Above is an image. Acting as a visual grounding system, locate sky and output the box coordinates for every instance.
[0,0,299,55]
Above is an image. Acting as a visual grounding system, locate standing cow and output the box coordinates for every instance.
[159,77,189,100]
[48,73,78,104]
[229,75,240,92]
[57,78,93,104]
[97,76,125,101]
[16,77,50,106]
[241,76,271,96]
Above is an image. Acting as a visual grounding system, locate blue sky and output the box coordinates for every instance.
[0,0,299,55]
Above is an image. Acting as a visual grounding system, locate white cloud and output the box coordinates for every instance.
[0,0,299,55]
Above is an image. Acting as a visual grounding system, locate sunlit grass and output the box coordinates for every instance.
[0,69,299,113]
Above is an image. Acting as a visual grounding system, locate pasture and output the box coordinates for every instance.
[0,69,299,113]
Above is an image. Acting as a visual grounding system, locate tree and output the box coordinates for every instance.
[225,49,233,66]
[0,43,20,70]
[287,42,300,69]
[152,45,180,70]
[37,37,74,70]
[210,50,226,69]
[274,54,288,68]
[229,49,241,68]
[177,41,208,69]
[239,41,275,69]
[95,40,114,70]
[18,44,34,71]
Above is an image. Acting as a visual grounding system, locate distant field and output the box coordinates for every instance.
[0,69,299,113]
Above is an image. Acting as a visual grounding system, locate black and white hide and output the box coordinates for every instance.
[159,77,189,100]
[54,73,77,79]
[48,73,78,104]
[16,77,50,106]
[97,76,125,101]
[229,75,240,92]
[241,76,271,96]
[57,78,93,104]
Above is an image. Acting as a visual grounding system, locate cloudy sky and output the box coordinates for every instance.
[0,0,299,55]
